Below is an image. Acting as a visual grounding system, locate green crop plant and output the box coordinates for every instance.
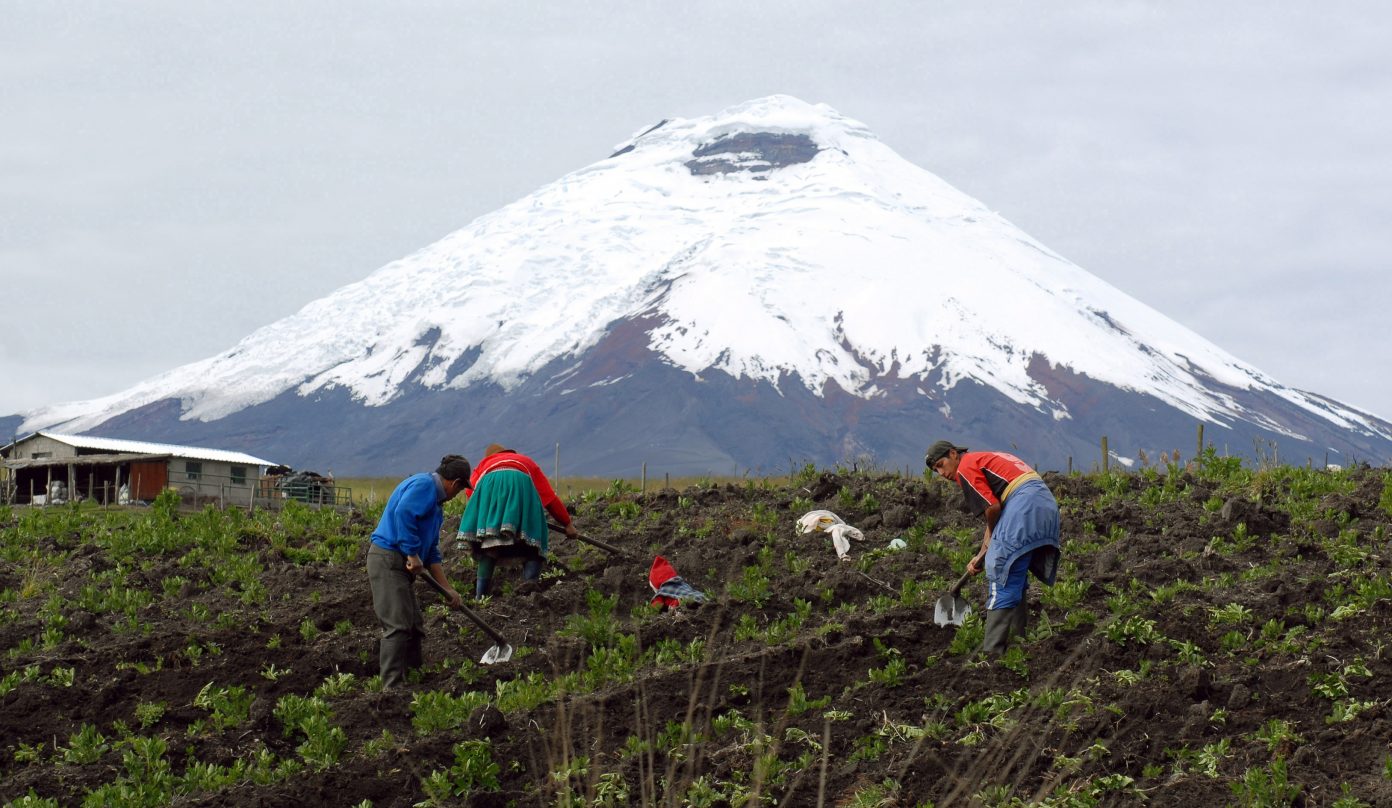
[955,690,1025,746]
[847,777,901,808]
[1167,638,1211,667]
[757,598,811,643]
[652,636,705,667]
[785,681,831,715]
[656,719,703,757]
[728,564,772,608]
[605,499,640,519]
[1253,718,1303,755]
[77,582,153,616]
[298,618,321,643]
[179,759,248,795]
[313,672,357,699]
[1103,586,1143,619]
[411,690,489,734]
[274,694,331,735]
[1325,529,1370,567]
[849,733,889,762]
[1327,697,1379,724]
[1219,630,1248,654]
[495,671,556,711]
[1229,757,1301,807]
[13,741,45,764]
[1041,577,1090,609]
[999,646,1029,677]
[1330,783,1371,808]
[867,641,906,687]
[1103,615,1162,647]
[591,771,630,807]
[259,663,291,681]
[1185,738,1232,778]
[111,734,173,796]
[895,577,935,608]
[836,486,858,512]
[710,708,754,737]
[1209,602,1254,626]
[294,714,347,769]
[750,501,778,526]
[867,593,895,614]
[420,739,501,805]
[1097,470,1133,504]
[784,549,812,574]
[60,723,109,764]
[193,681,252,731]
[6,792,59,808]
[564,589,622,648]
[39,626,63,650]
[948,612,984,655]
[360,728,397,758]
[1149,579,1200,604]
[133,701,166,730]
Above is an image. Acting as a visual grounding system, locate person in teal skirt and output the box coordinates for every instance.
[457,444,578,598]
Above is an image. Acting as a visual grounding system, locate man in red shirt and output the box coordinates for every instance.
[926,440,1060,654]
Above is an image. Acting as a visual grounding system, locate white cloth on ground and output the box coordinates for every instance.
[795,510,865,560]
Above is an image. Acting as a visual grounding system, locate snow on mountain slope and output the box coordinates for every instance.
[20,96,1389,443]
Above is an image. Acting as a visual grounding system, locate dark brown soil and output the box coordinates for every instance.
[3,465,1391,807]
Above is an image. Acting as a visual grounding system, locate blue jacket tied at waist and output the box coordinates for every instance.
[985,478,1060,586]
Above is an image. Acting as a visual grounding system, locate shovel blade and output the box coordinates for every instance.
[480,643,514,665]
[933,595,972,627]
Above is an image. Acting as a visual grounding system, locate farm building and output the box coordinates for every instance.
[0,431,278,507]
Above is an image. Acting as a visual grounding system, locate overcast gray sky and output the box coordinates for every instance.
[3,1,1389,421]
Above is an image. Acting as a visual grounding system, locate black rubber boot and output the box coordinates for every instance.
[1010,599,1029,640]
[981,607,1015,655]
[379,636,411,689]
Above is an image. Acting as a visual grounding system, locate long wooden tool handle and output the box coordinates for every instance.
[949,571,973,597]
[419,572,508,646]
[548,522,627,556]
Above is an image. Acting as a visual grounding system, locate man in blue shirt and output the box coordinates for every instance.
[366,455,471,688]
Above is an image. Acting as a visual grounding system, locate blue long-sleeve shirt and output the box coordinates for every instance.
[370,473,447,565]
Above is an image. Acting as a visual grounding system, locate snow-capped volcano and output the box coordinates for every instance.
[14,96,1392,474]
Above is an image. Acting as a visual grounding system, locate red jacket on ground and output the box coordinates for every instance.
[649,556,681,608]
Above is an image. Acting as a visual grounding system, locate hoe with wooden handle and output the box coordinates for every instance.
[547,522,629,557]
[933,571,974,627]
[419,573,513,665]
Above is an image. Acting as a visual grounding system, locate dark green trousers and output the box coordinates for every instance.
[367,545,424,688]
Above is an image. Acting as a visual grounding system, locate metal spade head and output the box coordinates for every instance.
[480,643,514,665]
[934,571,974,627]
[933,594,972,627]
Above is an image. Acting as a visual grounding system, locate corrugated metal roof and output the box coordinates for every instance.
[2,452,169,470]
[18,432,277,467]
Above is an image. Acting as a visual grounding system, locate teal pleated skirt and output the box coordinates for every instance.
[457,469,550,556]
